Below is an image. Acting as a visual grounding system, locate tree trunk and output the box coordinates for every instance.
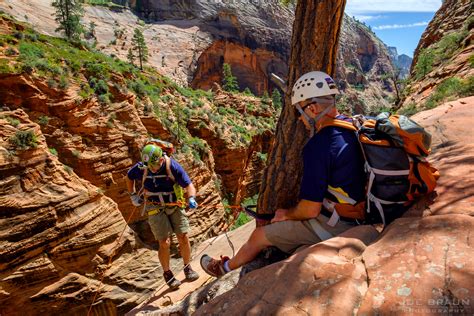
[257,0,346,217]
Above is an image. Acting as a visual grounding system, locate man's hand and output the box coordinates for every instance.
[130,193,143,207]
[188,196,198,209]
[271,208,288,223]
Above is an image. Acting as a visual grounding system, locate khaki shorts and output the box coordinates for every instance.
[147,205,190,241]
[263,214,356,254]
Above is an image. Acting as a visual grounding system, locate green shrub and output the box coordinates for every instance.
[49,147,58,156]
[47,78,57,88]
[64,164,73,174]
[0,59,13,74]
[5,47,17,56]
[89,77,108,95]
[423,76,474,109]
[129,80,147,98]
[6,116,20,127]
[435,32,467,62]
[191,98,204,108]
[414,48,434,80]
[98,93,111,104]
[398,103,419,117]
[18,42,44,59]
[58,75,69,89]
[84,61,109,80]
[38,115,49,125]
[10,130,38,150]
[256,151,267,162]
[243,87,254,96]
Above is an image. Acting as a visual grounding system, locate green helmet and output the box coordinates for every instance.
[141,144,163,169]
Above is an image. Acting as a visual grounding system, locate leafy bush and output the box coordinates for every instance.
[398,103,418,117]
[0,59,13,74]
[89,77,108,95]
[5,47,17,56]
[6,116,20,127]
[129,80,147,98]
[49,147,58,156]
[84,61,109,80]
[10,130,38,150]
[414,48,434,80]
[256,151,267,162]
[425,76,473,109]
[242,87,254,96]
[38,115,49,125]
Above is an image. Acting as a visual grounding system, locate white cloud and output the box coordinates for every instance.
[346,0,442,14]
[373,21,429,30]
[353,15,386,22]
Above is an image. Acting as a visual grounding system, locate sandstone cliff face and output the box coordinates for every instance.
[0,71,227,246]
[0,110,163,315]
[388,46,413,78]
[401,0,473,109]
[0,0,397,111]
[336,15,397,114]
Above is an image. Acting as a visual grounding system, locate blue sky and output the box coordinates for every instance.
[345,0,442,57]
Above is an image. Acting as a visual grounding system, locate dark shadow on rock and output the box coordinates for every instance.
[239,246,289,278]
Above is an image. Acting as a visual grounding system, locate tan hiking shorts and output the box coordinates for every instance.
[147,206,190,241]
[263,214,356,254]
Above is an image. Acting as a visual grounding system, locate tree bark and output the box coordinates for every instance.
[257,0,346,216]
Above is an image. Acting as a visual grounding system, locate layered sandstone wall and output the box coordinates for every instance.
[401,0,473,109]
[0,110,163,315]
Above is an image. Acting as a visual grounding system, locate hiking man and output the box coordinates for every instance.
[127,143,200,288]
[201,71,366,277]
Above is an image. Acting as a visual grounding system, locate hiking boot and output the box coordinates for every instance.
[184,265,199,281]
[163,270,181,289]
[200,254,230,277]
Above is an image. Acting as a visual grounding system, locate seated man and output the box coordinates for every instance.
[201,71,366,277]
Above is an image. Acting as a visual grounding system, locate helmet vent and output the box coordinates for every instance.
[316,82,323,88]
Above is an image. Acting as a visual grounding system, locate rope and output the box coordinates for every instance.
[87,205,139,316]
[140,204,244,299]
[86,202,254,314]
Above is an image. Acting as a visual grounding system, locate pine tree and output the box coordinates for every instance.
[52,0,83,41]
[222,63,239,92]
[271,88,282,109]
[131,28,148,70]
[261,91,270,103]
[127,48,135,65]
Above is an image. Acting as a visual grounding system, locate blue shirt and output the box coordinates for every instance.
[127,158,191,195]
[299,118,366,203]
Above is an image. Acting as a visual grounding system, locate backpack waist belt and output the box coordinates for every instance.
[145,191,175,204]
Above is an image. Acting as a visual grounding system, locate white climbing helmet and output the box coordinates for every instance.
[291,71,339,106]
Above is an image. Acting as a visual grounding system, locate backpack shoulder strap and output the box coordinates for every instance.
[316,118,357,133]
[137,166,148,197]
[164,156,175,182]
